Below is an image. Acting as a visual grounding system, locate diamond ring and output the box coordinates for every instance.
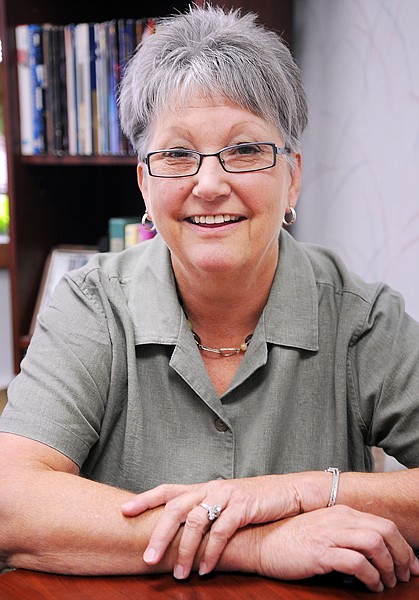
[199,503,222,521]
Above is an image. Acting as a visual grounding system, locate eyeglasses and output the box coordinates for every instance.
[144,142,290,178]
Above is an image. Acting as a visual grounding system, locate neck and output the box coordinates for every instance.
[173,256,278,345]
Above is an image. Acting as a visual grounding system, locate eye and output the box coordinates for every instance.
[234,143,262,155]
[161,149,194,160]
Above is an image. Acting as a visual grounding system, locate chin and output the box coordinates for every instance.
[188,249,245,273]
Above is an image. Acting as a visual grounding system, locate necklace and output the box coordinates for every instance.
[189,323,253,357]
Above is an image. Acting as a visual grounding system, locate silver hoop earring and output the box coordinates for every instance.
[282,206,297,226]
[141,211,157,232]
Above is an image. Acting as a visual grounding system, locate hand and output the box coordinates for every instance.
[252,505,419,592]
[121,475,305,578]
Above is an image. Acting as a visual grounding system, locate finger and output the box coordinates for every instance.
[373,518,414,583]
[199,513,243,575]
[331,528,396,588]
[121,483,191,516]
[328,506,414,585]
[174,505,213,579]
[323,547,384,592]
[143,493,213,564]
[410,552,419,576]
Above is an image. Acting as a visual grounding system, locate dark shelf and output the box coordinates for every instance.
[22,155,138,167]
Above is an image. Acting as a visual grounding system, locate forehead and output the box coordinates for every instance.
[150,88,278,140]
[159,88,249,120]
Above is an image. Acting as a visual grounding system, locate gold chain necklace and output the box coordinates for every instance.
[188,321,253,357]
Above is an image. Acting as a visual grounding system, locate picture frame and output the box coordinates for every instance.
[30,245,97,335]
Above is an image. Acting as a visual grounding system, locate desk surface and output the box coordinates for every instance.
[0,570,418,600]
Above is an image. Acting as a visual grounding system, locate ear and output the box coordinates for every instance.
[137,163,149,203]
[288,152,302,209]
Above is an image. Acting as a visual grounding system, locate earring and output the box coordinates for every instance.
[141,211,157,232]
[282,206,297,226]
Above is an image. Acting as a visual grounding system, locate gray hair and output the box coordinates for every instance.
[119,4,308,159]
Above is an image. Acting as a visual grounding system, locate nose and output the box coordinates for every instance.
[192,155,231,201]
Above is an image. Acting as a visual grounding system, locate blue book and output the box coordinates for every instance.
[89,23,98,154]
[28,24,46,154]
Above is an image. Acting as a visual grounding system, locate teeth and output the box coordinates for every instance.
[191,215,240,224]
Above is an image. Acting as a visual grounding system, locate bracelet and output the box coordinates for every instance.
[325,467,341,507]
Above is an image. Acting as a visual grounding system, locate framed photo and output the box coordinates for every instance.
[30,245,97,335]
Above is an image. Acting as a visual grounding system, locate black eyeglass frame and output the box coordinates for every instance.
[143,142,291,178]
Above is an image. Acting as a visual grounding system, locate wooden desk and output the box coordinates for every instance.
[0,570,418,599]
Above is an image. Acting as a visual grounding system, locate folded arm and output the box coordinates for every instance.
[121,468,419,579]
[0,433,177,575]
[1,433,417,593]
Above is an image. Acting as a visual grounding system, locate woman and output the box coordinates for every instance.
[0,5,418,591]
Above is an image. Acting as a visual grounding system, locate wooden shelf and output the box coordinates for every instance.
[22,155,138,167]
[0,242,10,269]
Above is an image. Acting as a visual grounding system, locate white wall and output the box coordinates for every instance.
[293,0,419,322]
[0,268,13,389]
[293,0,419,471]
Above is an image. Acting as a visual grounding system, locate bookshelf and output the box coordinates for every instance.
[0,242,8,268]
[0,0,292,373]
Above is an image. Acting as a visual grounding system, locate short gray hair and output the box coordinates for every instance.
[119,4,308,159]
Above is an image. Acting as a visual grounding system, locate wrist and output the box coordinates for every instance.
[288,470,337,513]
[216,525,261,574]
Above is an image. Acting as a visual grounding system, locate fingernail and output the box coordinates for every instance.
[143,547,157,563]
[121,501,135,511]
[199,562,207,576]
[174,564,185,579]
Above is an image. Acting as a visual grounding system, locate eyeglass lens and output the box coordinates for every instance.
[148,143,276,176]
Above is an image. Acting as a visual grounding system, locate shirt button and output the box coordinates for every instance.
[215,417,228,432]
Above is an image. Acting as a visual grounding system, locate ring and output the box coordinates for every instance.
[199,503,222,521]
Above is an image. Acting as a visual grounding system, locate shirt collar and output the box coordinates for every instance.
[128,235,183,346]
[262,230,319,351]
[128,230,318,351]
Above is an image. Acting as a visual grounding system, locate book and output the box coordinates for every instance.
[42,24,68,155]
[94,22,109,155]
[42,24,55,154]
[56,25,69,154]
[64,24,78,155]
[125,222,156,247]
[118,18,136,154]
[106,20,121,155]
[16,16,158,157]
[89,23,99,154]
[28,24,46,154]
[74,22,93,155]
[108,216,140,252]
[124,221,140,248]
[15,25,33,155]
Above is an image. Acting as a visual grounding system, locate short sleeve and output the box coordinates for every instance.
[350,285,419,467]
[0,272,113,467]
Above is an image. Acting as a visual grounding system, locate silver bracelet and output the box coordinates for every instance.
[325,467,341,507]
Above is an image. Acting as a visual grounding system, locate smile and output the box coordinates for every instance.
[188,215,244,225]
